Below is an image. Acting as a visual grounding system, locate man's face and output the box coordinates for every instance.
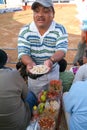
[33,5,54,30]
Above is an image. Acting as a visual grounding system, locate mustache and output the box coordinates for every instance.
[37,17,45,21]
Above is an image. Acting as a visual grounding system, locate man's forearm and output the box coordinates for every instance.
[21,55,35,66]
[50,50,65,63]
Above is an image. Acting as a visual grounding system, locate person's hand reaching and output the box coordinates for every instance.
[26,62,36,73]
[44,59,53,72]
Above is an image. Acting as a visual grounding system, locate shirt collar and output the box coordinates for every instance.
[29,21,56,33]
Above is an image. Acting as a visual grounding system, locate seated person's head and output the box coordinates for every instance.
[0,49,8,68]
[77,58,83,66]
[83,49,87,64]
[58,59,67,72]
[73,58,83,66]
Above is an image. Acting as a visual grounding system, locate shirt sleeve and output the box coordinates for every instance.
[18,25,31,60]
[56,24,68,53]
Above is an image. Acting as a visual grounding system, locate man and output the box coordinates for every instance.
[73,20,87,66]
[18,0,68,96]
[63,80,87,130]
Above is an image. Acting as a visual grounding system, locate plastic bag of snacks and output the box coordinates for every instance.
[26,120,40,130]
[49,80,62,93]
[38,116,55,130]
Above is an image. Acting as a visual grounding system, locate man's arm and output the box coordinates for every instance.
[21,55,36,71]
[50,50,65,63]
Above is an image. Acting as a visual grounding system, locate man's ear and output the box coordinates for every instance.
[51,13,54,19]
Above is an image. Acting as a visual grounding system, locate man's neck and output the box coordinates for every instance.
[38,28,48,36]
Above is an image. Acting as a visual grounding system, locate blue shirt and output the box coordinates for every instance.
[63,80,87,130]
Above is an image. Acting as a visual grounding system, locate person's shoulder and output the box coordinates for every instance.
[72,81,87,93]
[21,24,29,28]
[54,22,67,34]
[10,69,25,80]
[79,64,87,70]
[2,68,19,77]
[73,80,87,87]
[19,24,31,33]
[12,69,21,73]
[78,41,86,47]
[55,22,65,29]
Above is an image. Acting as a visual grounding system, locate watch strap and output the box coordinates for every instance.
[50,57,55,64]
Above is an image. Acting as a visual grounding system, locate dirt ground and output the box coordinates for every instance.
[0,4,81,69]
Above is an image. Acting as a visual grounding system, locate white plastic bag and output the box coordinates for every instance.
[26,120,40,130]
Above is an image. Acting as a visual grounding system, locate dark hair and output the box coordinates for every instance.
[16,62,28,81]
[0,49,7,68]
[32,3,55,14]
[77,58,83,66]
[58,59,67,72]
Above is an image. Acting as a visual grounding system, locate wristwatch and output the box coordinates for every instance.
[50,57,55,64]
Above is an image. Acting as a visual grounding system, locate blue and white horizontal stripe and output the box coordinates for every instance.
[18,21,68,65]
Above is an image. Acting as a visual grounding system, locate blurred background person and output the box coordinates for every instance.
[73,19,87,66]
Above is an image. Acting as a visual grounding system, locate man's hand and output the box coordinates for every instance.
[44,59,53,72]
[26,62,36,72]
[21,55,36,72]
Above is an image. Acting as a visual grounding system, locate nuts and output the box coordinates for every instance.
[38,116,55,129]
[30,65,49,74]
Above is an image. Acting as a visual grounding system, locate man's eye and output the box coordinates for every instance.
[44,9,50,13]
[34,10,39,13]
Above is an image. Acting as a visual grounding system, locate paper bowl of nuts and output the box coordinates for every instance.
[28,65,50,79]
[30,65,49,75]
[38,116,56,130]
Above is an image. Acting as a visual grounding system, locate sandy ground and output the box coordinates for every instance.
[0,4,81,69]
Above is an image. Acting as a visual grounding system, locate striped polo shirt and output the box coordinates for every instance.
[18,21,68,65]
